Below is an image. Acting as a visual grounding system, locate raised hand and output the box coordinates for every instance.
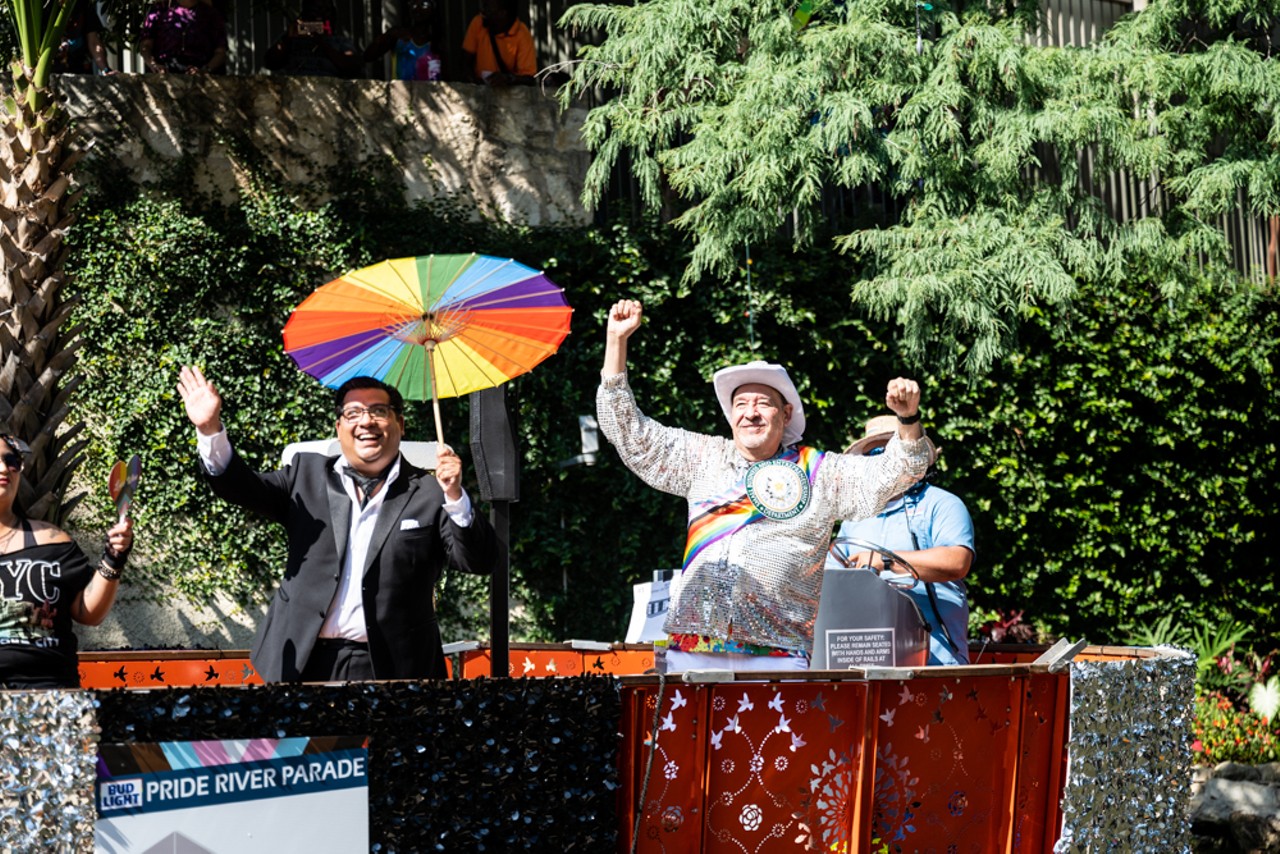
[606,299,643,340]
[884,377,921,419]
[435,444,463,502]
[602,299,643,376]
[177,365,224,435]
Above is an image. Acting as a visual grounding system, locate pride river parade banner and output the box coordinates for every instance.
[94,735,368,853]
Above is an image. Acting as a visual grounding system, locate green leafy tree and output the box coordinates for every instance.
[0,0,86,520]
[561,0,1280,374]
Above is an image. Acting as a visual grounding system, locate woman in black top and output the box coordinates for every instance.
[0,434,134,689]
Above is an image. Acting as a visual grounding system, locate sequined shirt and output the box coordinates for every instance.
[598,371,933,653]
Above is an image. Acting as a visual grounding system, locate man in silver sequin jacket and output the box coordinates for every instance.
[597,299,934,672]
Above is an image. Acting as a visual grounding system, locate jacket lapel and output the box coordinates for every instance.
[327,462,352,561]
[361,463,421,576]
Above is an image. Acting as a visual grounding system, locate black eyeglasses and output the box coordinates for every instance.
[339,404,397,424]
[1,452,22,472]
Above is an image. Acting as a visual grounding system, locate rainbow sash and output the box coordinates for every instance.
[681,446,825,569]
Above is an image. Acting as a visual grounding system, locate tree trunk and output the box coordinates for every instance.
[0,73,86,524]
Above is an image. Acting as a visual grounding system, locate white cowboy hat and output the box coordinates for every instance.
[712,361,805,447]
[845,413,939,464]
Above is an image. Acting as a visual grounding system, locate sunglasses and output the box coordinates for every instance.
[1,451,22,472]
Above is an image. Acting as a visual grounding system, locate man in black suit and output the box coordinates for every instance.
[177,365,497,682]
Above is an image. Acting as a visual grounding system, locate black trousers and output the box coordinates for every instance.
[300,638,375,682]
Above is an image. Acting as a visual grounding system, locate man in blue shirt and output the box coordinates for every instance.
[826,415,975,664]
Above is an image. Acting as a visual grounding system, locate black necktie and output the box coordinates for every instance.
[343,465,390,509]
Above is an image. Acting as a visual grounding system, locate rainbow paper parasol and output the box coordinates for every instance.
[283,253,572,443]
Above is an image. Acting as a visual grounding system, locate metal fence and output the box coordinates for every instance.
[100,0,586,79]
[1035,0,1132,47]
[96,0,1148,74]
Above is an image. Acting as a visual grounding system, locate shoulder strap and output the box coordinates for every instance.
[902,491,959,654]
[487,27,510,75]
[21,517,36,549]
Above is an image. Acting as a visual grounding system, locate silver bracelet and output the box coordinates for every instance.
[97,561,122,581]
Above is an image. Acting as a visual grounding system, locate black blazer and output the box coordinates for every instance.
[206,450,497,682]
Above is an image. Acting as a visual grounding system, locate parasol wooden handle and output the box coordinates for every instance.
[425,340,445,446]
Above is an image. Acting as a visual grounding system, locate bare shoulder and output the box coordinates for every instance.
[29,520,73,546]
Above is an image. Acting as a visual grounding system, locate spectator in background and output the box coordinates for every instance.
[53,3,115,75]
[461,0,536,86]
[138,0,227,74]
[265,0,362,78]
[826,415,974,665]
[364,0,444,81]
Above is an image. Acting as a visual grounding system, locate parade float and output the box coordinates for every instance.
[0,638,1193,852]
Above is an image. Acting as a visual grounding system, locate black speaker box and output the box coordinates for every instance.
[469,386,520,502]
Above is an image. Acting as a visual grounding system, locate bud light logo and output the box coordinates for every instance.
[100,778,143,811]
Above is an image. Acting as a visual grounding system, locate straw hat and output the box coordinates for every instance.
[845,414,939,464]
